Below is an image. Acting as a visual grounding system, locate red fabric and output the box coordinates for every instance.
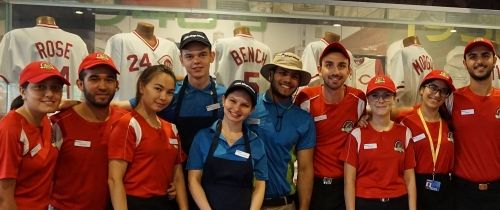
[0,111,57,210]
[341,123,416,199]
[108,110,185,197]
[399,108,454,174]
[451,87,500,182]
[49,107,128,210]
[295,85,366,178]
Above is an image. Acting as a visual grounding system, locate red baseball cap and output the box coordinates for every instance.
[421,70,455,91]
[366,75,396,95]
[464,37,496,58]
[78,52,119,74]
[19,61,70,86]
[319,42,350,66]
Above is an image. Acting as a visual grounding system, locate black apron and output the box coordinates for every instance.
[174,76,219,210]
[174,76,219,154]
[201,121,254,210]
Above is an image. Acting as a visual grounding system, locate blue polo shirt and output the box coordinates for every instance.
[130,80,225,122]
[247,92,316,198]
[186,120,268,180]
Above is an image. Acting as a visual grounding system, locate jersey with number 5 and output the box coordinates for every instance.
[214,34,271,92]
[105,31,184,100]
[0,24,88,99]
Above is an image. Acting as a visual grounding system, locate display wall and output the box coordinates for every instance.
[1,0,500,114]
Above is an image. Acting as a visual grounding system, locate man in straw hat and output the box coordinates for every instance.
[247,52,316,210]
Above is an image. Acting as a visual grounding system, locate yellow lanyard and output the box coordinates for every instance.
[417,108,442,174]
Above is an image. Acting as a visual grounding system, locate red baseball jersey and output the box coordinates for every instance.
[399,107,454,174]
[108,110,185,197]
[446,87,500,182]
[341,123,415,199]
[295,85,366,178]
[0,111,58,210]
[49,107,129,210]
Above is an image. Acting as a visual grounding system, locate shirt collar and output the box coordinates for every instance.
[209,120,258,144]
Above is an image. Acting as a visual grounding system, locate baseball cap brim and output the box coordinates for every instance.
[179,38,211,49]
[260,63,311,86]
[27,74,70,86]
[80,62,120,75]
[366,86,396,96]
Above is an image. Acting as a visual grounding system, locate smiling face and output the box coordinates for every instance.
[420,79,450,110]
[269,67,300,101]
[367,89,395,117]
[180,42,214,80]
[223,89,254,124]
[21,77,64,115]
[318,51,351,90]
[138,72,175,113]
[78,66,118,108]
[463,45,497,81]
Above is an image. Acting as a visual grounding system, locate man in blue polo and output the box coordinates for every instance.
[248,52,316,210]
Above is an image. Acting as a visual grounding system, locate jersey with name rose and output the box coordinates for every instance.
[214,34,271,92]
[0,24,88,100]
[105,31,184,100]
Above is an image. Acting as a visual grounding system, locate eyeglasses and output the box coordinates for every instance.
[424,84,451,97]
[29,84,64,93]
[368,93,394,102]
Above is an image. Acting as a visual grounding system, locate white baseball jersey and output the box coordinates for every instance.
[390,45,433,107]
[301,39,328,83]
[351,57,384,93]
[444,46,469,89]
[105,31,184,100]
[214,34,271,92]
[0,24,88,101]
[493,57,500,88]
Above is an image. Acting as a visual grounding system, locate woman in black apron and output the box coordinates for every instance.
[186,80,268,210]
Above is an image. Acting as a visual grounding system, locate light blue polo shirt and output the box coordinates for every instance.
[130,80,226,122]
[186,120,268,180]
[247,92,316,198]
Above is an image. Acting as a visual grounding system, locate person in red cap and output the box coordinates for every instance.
[48,52,128,210]
[451,37,500,209]
[0,61,69,210]
[107,65,188,210]
[396,70,455,210]
[341,75,416,210]
[295,42,366,210]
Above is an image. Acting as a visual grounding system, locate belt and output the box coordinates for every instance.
[356,194,407,203]
[263,194,294,207]
[314,176,342,185]
[455,177,500,191]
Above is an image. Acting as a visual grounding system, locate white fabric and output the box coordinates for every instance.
[214,34,271,92]
[0,24,88,101]
[105,31,184,100]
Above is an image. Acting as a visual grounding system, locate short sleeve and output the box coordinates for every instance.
[404,128,416,170]
[0,122,22,179]
[296,114,316,150]
[252,138,268,180]
[340,131,360,168]
[108,117,138,162]
[186,130,210,170]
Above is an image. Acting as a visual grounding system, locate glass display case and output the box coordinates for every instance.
[1,0,500,114]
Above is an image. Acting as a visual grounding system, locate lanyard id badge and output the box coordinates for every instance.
[418,108,443,192]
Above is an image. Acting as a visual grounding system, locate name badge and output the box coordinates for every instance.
[30,143,41,157]
[461,109,475,115]
[74,140,91,148]
[206,103,221,112]
[314,115,327,122]
[169,138,178,145]
[247,118,260,125]
[363,143,377,149]
[425,179,441,191]
[235,150,250,159]
[412,133,426,142]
